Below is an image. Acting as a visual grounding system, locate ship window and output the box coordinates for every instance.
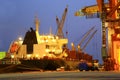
[46,45,49,49]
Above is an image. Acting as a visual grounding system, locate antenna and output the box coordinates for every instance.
[34,15,40,32]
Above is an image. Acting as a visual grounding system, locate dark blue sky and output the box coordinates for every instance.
[0,0,102,62]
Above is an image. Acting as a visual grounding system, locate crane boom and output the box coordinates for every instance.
[82,30,97,51]
[60,7,68,29]
[78,26,95,46]
[77,27,97,52]
[56,6,68,38]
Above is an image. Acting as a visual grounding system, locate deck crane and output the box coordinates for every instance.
[70,27,97,62]
[71,27,94,51]
[75,0,120,70]
[78,27,97,52]
[78,27,95,47]
[56,6,68,38]
[72,27,97,52]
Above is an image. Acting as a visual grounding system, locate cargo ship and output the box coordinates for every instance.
[8,17,68,60]
[1,7,94,72]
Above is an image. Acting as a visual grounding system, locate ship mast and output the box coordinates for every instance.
[35,16,40,33]
[34,16,40,44]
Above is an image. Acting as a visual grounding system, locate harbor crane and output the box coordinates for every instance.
[74,0,120,70]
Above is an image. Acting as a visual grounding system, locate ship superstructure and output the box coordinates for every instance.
[8,17,68,60]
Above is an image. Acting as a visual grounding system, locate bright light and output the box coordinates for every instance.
[43,54,46,57]
[11,55,14,58]
[64,53,68,57]
[41,40,44,43]
[18,37,22,41]
[27,54,31,59]
[52,39,56,42]
[55,50,62,54]
[56,36,59,39]
[77,45,81,49]
[35,54,38,58]
[105,22,108,27]
[17,37,23,44]
[71,42,74,46]
[19,41,23,45]
[117,34,120,39]
[48,54,52,57]
[118,47,120,70]
[14,41,18,44]
[118,49,120,63]
[52,49,55,52]
[45,49,50,52]
[48,35,51,38]
[107,8,110,11]
[46,40,48,42]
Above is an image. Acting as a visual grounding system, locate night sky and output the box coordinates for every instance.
[0,0,102,62]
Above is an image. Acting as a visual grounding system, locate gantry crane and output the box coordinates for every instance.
[75,0,120,70]
[74,1,108,60]
[56,6,68,38]
[94,1,120,70]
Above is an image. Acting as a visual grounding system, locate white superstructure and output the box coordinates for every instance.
[9,17,68,59]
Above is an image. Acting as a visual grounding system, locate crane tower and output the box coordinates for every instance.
[74,0,120,70]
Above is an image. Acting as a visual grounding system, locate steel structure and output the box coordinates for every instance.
[56,6,68,38]
[77,27,97,52]
[75,0,120,70]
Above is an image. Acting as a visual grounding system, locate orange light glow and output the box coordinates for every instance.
[113,41,120,70]
[117,34,120,39]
